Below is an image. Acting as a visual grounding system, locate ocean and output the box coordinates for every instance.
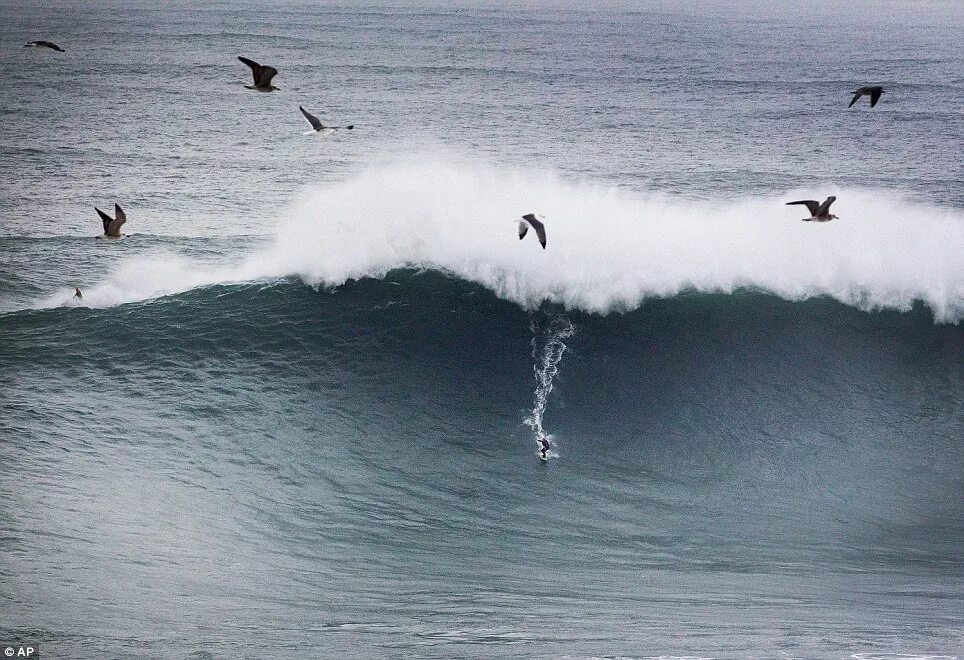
[1,1,962,657]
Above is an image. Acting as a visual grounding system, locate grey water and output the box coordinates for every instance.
[1,1,963,658]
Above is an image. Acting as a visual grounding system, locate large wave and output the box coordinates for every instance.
[42,156,964,321]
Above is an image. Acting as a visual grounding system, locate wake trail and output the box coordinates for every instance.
[524,313,575,460]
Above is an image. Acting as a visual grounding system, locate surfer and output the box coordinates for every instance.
[538,435,550,460]
[74,287,82,299]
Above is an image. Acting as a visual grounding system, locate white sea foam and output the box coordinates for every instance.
[44,156,964,321]
[524,315,575,453]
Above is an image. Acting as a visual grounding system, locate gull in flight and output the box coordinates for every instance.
[238,56,279,92]
[95,203,127,238]
[786,196,838,222]
[518,213,547,248]
[25,40,65,52]
[848,85,884,108]
[299,106,354,134]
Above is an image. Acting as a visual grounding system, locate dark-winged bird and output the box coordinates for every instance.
[299,106,354,133]
[238,56,279,92]
[786,196,838,222]
[848,86,884,108]
[518,213,547,248]
[95,203,127,238]
[25,40,65,52]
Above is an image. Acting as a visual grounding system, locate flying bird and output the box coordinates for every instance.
[786,196,838,222]
[299,106,354,133]
[25,40,65,52]
[848,85,884,108]
[238,56,279,91]
[518,213,547,248]
[95,203,127,238]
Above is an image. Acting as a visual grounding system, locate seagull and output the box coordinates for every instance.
[848,85,884,108]
[786,196,838,222]
[95,203,127,238]
[518,213,547,248]
[238,56,279,92]
[299,106,354,133]
[24,40,65,52]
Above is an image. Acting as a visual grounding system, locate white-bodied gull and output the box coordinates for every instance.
[299,106,354,133]
[518,213,547,249]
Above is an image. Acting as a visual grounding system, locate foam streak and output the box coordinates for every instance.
[524,314,575,453]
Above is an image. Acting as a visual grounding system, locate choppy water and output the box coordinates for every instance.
[1,2,962,658]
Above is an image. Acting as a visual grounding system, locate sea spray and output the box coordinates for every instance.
[31,157,964,321]
[524,314,575,457]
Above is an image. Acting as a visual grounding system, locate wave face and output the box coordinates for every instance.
[5,276,961,522]
[35,158,964,322]
[4,266,963,658]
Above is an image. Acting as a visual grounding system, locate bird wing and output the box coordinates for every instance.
[107,204,126,235]
[518,220,529,240]
[257,66,278,87]
[523,214,547,249]
[816,196,836,215]
[869,87,882,107]
[786,200,820,216]
[848,92,862,108]
[238,56,265,84]
[299,106,324,130]
[532,220,547,249]
[95,207,113,234]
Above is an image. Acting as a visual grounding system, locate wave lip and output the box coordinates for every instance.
[259,158,964,322]
[35,157,964,322]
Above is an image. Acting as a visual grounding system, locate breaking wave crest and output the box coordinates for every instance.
[39,156,964,321]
